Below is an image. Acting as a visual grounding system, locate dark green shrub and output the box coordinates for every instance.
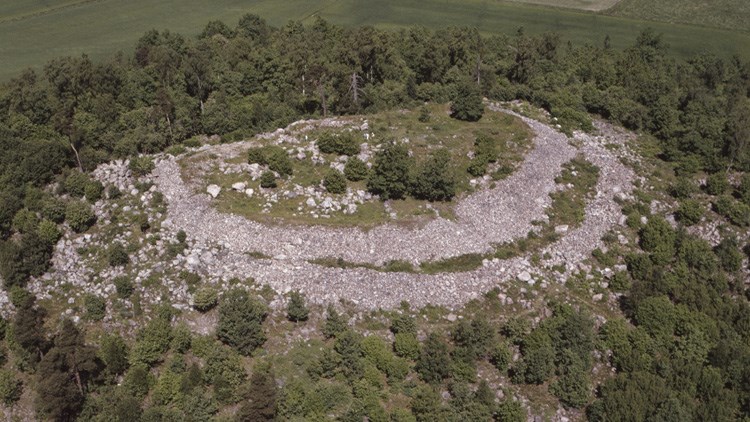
[639,216,675,265]
[367,142,414,200]
[193,287,218,312]
[551,367,591,408]
[474,134,497,163]
[317,132,360,156]
[260,171,277,189]
[107,185,122,200]
[418,106,431,123]
[0,234,53,289]
[84,294,107,321]
[415,333,452,384]
[323,170,347,194]
[170,325,192,353]
[266,147,293,176]
[130,318,172,366]
[670,177,696,199]
[491,341,512,373]
[12,209,39,234]
[124,364,153,398]
[344,157,369,181]
[450,80,484,122]
[705,173,730,195]
[108,243,130,267]
[676,199,704,225]
[64,171,90,197]
[390,314,417,335]
[84,181,104,203]
[467,156,489,177]
[714,195,750,226]
[411,148,456,201]
[114,276,134,298]
[502,317,530,345]
[41,198,66,223]
[715,237,743,272]
[393,333,420,360]
[247,147,267,165]
[738,174,750,205]
[0,370,22,406]
[36,220,61,247]
[609,271,631,292]
[129,156,155,177]
[514,342,554,384]
[176,230,187,243]
[65,201,96,232]
[497,400,525,422]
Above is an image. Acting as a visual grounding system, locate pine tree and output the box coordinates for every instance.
[12,294,48,365]
[322,305,347,339]
[236,366,277,421]
[217,289,267,356]
[36,320,102,421]
[416,333,452,384]
[286,291,309,322]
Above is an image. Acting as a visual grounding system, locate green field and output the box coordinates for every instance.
[608,0,750,32]
[1,0,750,81]
[505,0,622,12]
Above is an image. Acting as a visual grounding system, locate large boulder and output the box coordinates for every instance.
[207,184,221,198]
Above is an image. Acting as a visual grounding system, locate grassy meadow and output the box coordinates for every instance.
[608,0,750,32]
[1,0,750,82]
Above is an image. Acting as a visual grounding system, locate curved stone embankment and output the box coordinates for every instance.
[156,109,576,265]
[151,108,637,309]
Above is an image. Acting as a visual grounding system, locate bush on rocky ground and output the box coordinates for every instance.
[65,201,96,233]
[344,157,369,181]
[323,170,347,194]
[317,132,361,156]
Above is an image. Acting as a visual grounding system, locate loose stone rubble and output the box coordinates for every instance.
[24,105,640,312]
